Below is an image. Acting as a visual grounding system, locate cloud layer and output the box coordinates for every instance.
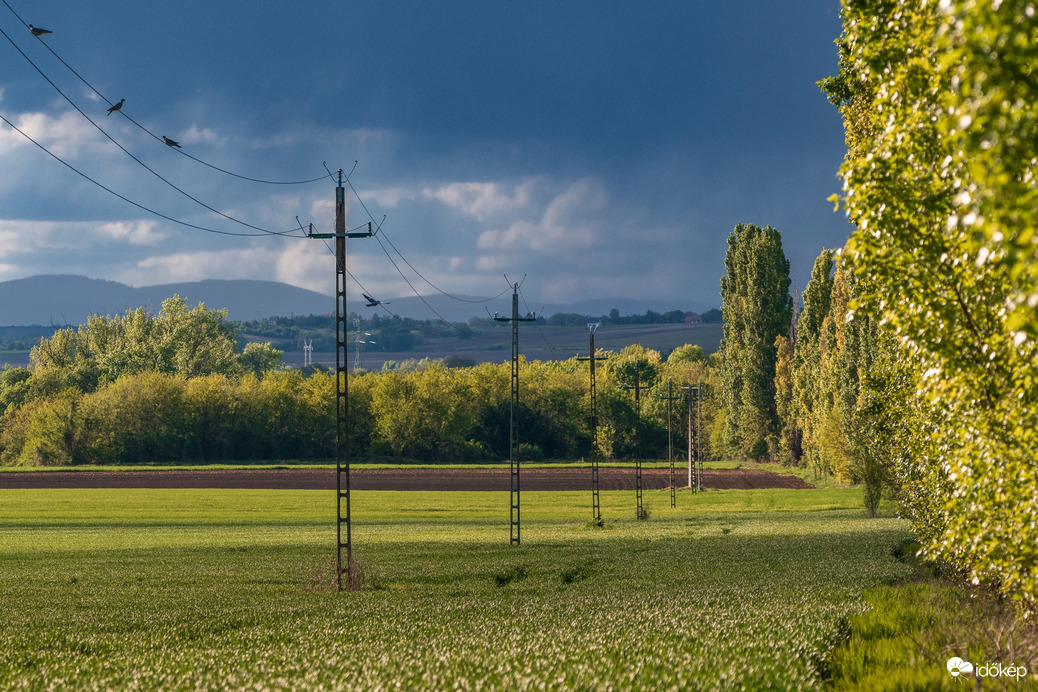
[0,0,848,316]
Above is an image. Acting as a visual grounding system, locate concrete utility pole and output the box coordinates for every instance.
[306,169,372,590]
[494,283,536,545]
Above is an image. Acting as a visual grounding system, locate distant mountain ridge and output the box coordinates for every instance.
[0,275,334,327]
[0,275,716,327]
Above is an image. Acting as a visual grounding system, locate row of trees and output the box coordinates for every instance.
[0,303,717,465]
[822,0,1038,617]
[224,307,717,354]
[714,225,884,497]
[713,0,1036,615]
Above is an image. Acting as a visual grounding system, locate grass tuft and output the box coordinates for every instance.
[494,565,529,587]
[560,563,593,585]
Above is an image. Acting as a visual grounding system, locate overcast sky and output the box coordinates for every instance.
[0,1,849,315]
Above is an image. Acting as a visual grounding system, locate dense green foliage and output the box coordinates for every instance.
[783,253,888,516]
[718,223,793,461]
[28,296,268,390]
[0,487,912,689]
[0,344,716,466]
[821,0,1038,614]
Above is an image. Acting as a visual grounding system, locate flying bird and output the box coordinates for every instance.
[363,293,388,308]
[162,136,181,148]
[28,25,52,36]
[106,99,124,116]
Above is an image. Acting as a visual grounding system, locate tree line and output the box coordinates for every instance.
[716,0,1037,617]
[228,307,718,353]
[0,296,717,466]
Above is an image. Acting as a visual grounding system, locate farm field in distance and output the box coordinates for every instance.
[0,486,912,690]
[2,322,722,372]
[283,322,724,371]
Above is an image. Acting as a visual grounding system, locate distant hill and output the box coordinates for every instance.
[0,275,718,327]
[0,275,334,326]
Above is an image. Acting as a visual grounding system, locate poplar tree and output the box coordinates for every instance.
[822,0,1038,611]
[719,223,792,460]
[790,249,835,474]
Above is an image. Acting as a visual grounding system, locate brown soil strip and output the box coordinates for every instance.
[0,467,813,491]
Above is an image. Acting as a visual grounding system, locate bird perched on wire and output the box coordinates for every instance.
[28,24,52,36]
[162,136,181,148]
[363,293,389,308]
[106,99,124,116]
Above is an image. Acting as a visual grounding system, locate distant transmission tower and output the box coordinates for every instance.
[353,325,373,370]
[303,339,313,368]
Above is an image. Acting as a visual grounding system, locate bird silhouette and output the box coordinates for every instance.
[363,293,388,308]
[28,25,52,36]
[106,99,124,116]
[162,136,181,148]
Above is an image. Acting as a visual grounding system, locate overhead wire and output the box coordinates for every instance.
[312,181,488,334]
[1,0,326,186]
[0,20,306,237]
[345,177,512,305]
[517,282,556,348]
[3,1,528,335]
[316,234,464,352]
[0,112,291,237]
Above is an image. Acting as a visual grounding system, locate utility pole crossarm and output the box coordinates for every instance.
[305,221,373,239]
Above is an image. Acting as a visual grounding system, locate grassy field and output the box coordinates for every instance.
[0,486,913,690]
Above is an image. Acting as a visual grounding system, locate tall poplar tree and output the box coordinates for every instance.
[822,0,1038,611]
[789,249,836,473]
[719,223,792,460]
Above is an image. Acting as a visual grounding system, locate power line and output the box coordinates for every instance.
[0,20,303,237]
[345,177,512,305]
[1,0,326,186]
[517,283,555,349]
[0,111,295,238]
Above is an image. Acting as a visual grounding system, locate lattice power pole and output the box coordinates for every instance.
[306,169,372,590]
[494,283,536,545]
[624,363,652,520]
[659,378,684,508]
[682,384,704,493]
[577,320,608,521]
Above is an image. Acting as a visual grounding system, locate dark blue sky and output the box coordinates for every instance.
[0,1,848,314]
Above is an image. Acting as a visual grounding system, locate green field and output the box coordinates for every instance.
[0,487,912,690]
